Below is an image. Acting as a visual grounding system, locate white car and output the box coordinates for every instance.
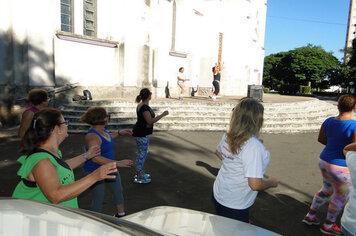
[0,198,281,236]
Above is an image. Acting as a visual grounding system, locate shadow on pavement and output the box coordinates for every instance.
[0,132,331,236]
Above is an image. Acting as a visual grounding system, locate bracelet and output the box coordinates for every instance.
[82,153,89,160]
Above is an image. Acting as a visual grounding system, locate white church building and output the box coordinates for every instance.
[0,0,267,100]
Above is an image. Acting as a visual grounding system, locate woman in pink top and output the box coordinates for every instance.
[19,89,50,141]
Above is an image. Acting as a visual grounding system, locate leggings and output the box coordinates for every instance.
[88,172,124,213]
[310,160,352,223]
[135,136,149,173]
[213,80,220,95]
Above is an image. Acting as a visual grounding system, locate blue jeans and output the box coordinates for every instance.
[87,172,124,213]
[342,226,355,236]
[212,193,250,223]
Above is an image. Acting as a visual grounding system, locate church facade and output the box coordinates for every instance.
[0,0,267,100]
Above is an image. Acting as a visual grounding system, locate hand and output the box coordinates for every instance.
[161,110,169,117]
[96,162,117,180]
[268,176,279,188]
[86,145,101,159]
[116,159,133,168]
[119,129,133,136]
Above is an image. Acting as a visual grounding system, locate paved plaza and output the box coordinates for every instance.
[0,95,342,236]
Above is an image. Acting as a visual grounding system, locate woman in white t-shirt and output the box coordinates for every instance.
[213,98,279,223]
[341,143,356,236]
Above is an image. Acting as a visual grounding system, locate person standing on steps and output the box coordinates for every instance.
[132,88,169,184]
[302,94,356,235]
[212,98,278,223]
[211,66,221,101]
[177,67,189,100]
[80,106,133,218]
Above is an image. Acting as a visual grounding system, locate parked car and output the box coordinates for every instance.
[0,198,280,236]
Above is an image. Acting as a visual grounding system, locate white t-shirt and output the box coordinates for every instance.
[177,72,185,85]
[341,151,356,234]
[213,133,271,209]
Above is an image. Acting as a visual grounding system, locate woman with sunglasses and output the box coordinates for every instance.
[80,106,133,217]
[13,108,117,208]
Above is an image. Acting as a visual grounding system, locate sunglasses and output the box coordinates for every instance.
[58,120,70,126]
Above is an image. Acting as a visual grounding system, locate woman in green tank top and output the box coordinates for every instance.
[12,108,118,208]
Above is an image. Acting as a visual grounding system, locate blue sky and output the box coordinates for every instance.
[264,0,350,61]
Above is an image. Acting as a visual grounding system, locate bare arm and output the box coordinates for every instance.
[110,129,133,139]
[318,125,327,145]
[215,150,223,161]
[143,110,169,125]
[18,111,35,138]
[32,159,117,204]
[344,143,356,156]
[248,176,278,191]
[86,133,133,168]
[65,145,101,170]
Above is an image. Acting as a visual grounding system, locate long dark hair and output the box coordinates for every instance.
[135,88,152,103]
[21,108,62,155]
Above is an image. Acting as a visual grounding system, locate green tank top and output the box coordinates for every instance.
[12,150,78,208]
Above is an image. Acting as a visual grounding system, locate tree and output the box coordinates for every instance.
[263,45,341,90]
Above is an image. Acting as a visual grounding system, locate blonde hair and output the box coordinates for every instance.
[226,98,264,154]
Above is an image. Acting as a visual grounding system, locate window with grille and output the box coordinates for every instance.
[61,0,73,32]
[84,0,97,37]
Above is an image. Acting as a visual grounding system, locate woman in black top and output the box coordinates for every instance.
[132,88,169,183]
[212,66,221,101]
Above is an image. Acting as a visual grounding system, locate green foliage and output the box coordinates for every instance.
[263,87,270,93]
[263,44,341,92]
[299,85,311,95]
[279,84,300,95]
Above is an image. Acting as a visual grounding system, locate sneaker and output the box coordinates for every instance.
[113,213,126,218]
[302,215,320,226]
[134,172,150,179]
[320,223,342,235]
[134,176,151,184]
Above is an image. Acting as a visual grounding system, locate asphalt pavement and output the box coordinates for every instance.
[0,129,331,236]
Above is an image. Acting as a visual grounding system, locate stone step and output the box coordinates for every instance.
[65,114,335,124]
[63,99,339,134]
[62,109,337,119]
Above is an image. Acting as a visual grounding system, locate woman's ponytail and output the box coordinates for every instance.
[20,108,62,155]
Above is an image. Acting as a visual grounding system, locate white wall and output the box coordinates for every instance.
[0,0,267,97]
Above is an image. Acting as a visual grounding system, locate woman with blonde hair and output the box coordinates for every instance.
[212,98,278,223]
[80,106,133,217]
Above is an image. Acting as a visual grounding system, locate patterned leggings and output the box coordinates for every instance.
[135,136,149,173]
[310,160,352,223]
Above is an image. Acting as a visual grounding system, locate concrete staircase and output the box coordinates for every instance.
[61,98,339,134]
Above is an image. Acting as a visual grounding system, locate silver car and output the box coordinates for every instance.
[0,198,280,236]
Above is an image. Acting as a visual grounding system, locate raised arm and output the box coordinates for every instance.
[65,145,101,170]
[32,159,117,204]
[143,110,169,125]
